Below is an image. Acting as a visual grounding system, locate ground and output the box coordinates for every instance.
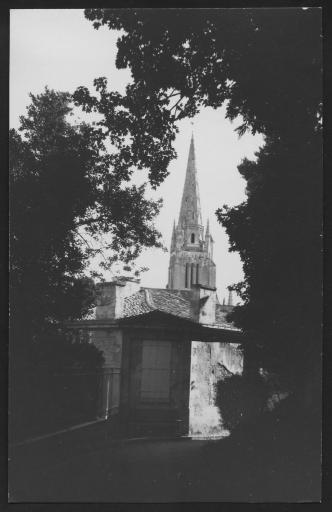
[9,402,321,503]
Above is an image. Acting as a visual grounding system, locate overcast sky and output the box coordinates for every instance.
[10,9,264,303]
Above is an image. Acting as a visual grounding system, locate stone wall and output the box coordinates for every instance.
[168,249,216,290]
[90,329,122,368]
[95,278,140,319]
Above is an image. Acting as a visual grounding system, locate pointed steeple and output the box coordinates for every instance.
[170,220,176,252]
[167,132,216,290]
[178,134,203,228]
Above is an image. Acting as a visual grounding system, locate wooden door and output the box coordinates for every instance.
[140,340,172,403]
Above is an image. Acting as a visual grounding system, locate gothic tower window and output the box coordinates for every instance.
[191,233,195,244]
[191,263,195,286]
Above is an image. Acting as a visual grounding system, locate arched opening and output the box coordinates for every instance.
[191,263,195,286]
[191,233,195,244]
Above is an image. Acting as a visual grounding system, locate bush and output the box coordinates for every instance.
[9,330,105,442]
[216,373,269,431]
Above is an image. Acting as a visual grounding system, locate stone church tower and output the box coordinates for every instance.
[167,135,216,290]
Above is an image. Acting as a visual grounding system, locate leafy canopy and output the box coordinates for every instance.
[80,8,322,391]
[10,87,163,364]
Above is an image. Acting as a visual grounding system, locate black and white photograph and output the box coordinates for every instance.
[8,7,322,502]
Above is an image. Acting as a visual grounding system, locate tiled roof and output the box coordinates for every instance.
[122,287,238,331]
[123,289,153,318]
[123,288,193,320]
[151,288,196,319]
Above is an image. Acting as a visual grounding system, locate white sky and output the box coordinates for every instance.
[10,9,264,303]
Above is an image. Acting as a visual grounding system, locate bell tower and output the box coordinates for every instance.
[167,134,216,290]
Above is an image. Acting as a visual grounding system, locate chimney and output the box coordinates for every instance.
[192,284,217,325]
[95,277,141,319]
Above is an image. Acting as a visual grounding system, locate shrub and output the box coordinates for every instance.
[9,330,105,442]
[216,373,269,431]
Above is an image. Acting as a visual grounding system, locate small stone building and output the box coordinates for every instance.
[69,135,244,436]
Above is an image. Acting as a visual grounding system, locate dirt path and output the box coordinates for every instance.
[10,438,228,502]
[9,411,320,503]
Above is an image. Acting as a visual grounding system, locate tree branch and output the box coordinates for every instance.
[75,216,104,227]
[75,229,110,267]
[167,91,181,100]
[160,88,181,101]
[169,96,184,113]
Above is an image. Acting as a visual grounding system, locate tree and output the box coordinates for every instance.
[10,87,167,439]
[217,134,322,397]
[10,87,162,363]
[80,8,322,402]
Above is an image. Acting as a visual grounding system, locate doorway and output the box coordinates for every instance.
[140,340,171,403]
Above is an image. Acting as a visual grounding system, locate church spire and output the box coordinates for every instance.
[178,134,203,229]
[170,220,176,252]
[167,133,216,291]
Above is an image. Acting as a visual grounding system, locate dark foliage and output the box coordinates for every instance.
[81,8,322,400]
[10,87,162,354]
[10,364,102,442]
[84,8,321,141]
[216,373,269,431]
[217,133,322,392]
[209,394,321,501]
[9,88,163,439]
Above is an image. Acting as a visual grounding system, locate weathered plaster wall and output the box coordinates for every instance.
[189,341,244,438]
[197,288,217,325]
[212,342,243,375]
[189,342,223,437]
